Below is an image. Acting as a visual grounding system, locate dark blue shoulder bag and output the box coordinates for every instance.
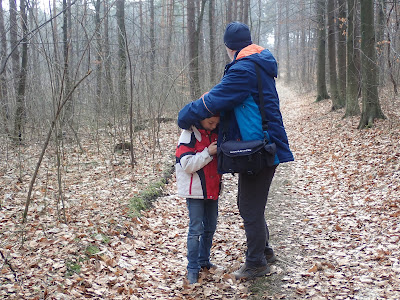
[217,62,277,175]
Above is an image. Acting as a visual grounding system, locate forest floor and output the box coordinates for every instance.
[1,83,400,299]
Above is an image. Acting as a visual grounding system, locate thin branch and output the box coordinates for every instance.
[22,70,92,224]
[0,0,78,75]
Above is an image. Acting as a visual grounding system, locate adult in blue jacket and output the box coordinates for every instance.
[178,21,294,280]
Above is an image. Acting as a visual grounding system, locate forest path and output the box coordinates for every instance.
[136,82,400,299]
[2,83,399,299]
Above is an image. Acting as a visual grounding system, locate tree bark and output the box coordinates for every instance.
[104,0,113,108]
[9,0,19,92]
[209,0,216,86]
[327,0,342,109]
[13,0,28,143]
[274,1,282,78]
[187,0,206,98]
[357,0,385,128]
[0,0,9,134]
[94,0,102,113]
[344,0,360,117]
[150,0,155,83]
[300,0,307,87]
[337,0,347,102]
[116,0,127,113]
[375,0,385,85]
[243,0,250,24]
[315,0,330,102]
[285,0,291,84]
[62,0,73,123]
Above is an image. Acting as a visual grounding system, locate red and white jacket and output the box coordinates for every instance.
[175,126,222,200]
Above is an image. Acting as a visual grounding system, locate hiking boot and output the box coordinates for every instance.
[264,248,277,264]
[187,271,199,284]
[265,251,277,264]
[233,263,271,280]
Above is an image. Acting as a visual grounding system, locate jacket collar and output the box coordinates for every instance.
[224,44,265,74]
[236,44,265,60]
[191,126,202,142]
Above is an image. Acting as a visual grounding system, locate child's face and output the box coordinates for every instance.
[200,116,220,131]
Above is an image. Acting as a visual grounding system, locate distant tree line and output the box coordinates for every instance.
[0,0,399,146]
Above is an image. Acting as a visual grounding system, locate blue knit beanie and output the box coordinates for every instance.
[223,22,252,50]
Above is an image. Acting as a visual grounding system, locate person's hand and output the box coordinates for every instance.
[208,141,218,156]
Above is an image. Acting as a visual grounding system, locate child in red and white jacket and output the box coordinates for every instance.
[175,114,222,284]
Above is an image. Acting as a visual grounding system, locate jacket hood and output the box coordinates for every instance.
[234,44,278,78]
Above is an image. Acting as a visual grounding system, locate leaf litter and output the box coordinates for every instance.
[0,84,399,299]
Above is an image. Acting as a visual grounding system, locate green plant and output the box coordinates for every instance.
[66,261,81,277]
[85,245,100,256]
[129,159,175,216]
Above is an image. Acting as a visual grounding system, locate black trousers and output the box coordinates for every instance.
[237,165,277,267]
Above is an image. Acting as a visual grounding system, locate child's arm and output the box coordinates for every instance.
[179,148,213,174]
[176,130,215,174]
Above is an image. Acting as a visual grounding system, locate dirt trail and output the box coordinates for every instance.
[2,83,399,299]
[123,83,308,299]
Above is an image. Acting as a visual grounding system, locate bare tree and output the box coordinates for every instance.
[358,0,385,128]
[315,0,330,102]
[209,0,217,86]
[344,0,361,117]
[13,0,28,142]
[337,0,346,101]
[187,0,207,98]
[116,0,127,112]
[327,0,342,109]
[285,0,291,83]
[0,0,9,134]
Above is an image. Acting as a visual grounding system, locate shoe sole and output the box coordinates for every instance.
[234,267,271,280]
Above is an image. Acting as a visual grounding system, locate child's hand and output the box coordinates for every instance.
[208,141,218,156]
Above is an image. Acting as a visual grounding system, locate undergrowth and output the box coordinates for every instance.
[129,159,175,216]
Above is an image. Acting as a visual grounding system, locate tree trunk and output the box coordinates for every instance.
[187,0,196,98]
[0,0,9,134]
[116,0,127,113]
[357,0,385,128]
[209,0,216,86]
[285,0,291,83]
[375,0,385,85]
[300,0,307,88]
[13,0,28,143]
[104,0,113,108]
[9,0,19,93]
[94,0,102,114]
[327,0,342,109]
[337,0,347,102]
[243,0,250,24]
[274,1,282,78]
[226,0,233,23]
[344,0,360,117]
[150,0,155,83]
[385,2,398,95]
[187,0,206,98]
[315,0,330,102]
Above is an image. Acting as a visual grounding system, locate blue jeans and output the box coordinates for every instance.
[186,198,218,273]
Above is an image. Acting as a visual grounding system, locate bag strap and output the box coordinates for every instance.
[221,62,268,141]
[253,62,269,132]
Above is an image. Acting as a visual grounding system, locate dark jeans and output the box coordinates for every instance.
[186,198,218,273]
[237,165,277,267]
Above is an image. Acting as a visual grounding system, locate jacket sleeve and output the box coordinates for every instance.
[178,66,253,130]
[179,148,213,174]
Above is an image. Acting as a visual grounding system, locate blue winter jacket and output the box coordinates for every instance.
[178,44,294,164]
